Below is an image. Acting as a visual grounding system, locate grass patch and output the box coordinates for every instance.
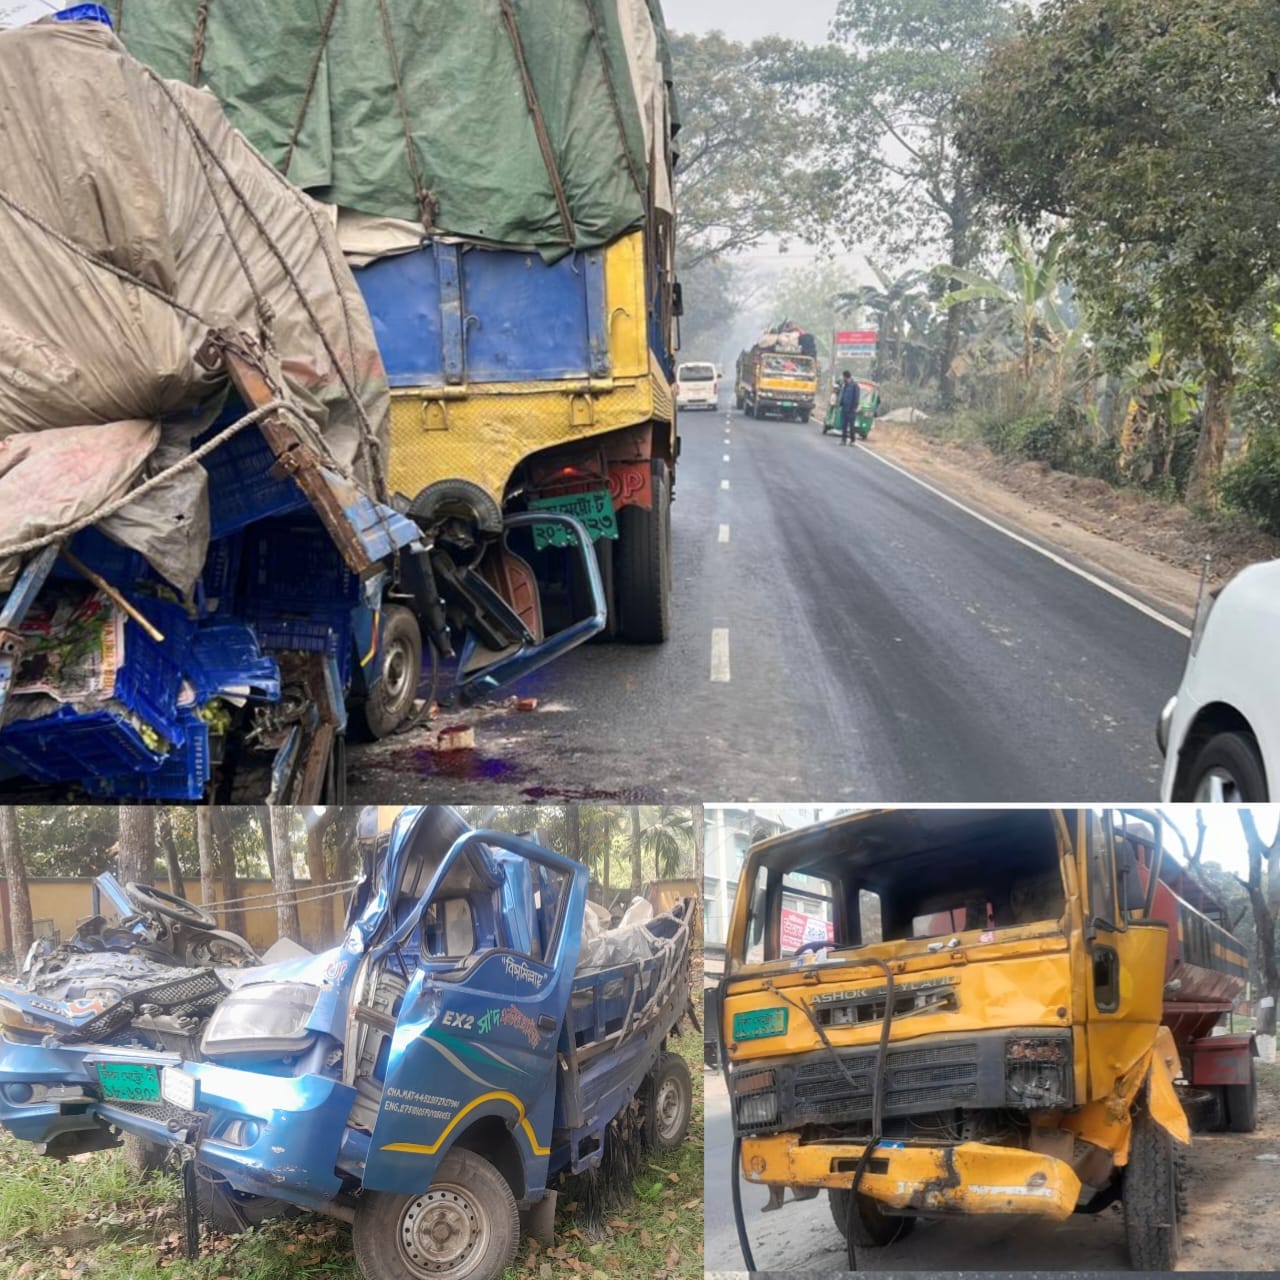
[0,995,704,1280]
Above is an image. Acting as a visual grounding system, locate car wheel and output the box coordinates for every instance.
[1183,731,1269,802]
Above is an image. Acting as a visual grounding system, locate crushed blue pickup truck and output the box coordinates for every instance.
[0,806,696,1280]
[0,11,612,802]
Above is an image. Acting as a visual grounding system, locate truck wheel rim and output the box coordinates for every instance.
[384,639,413,704]
[1193,768,1240,803]
[399,1183,489,1277]
[656,1078,683,1140]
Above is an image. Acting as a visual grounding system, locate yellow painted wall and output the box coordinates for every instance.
[1,877,349,953]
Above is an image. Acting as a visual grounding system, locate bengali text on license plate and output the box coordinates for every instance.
[96,1062,162,1102]
[732,1007,789,1042]
[529,489,618,549]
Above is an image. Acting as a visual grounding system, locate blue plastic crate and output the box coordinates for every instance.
[0,703,169,783]
[199,534,243,616]
[112,596,195,748]
[241,516,360,677]
[189,622,280,703]
[85,714,211,801]
[199,417,307,539]
[49,526,148,586]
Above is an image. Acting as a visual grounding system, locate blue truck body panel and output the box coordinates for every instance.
[356,244,611,387]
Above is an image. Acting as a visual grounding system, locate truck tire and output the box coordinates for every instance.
[1226,1057,1259,1133]
[827,1188,915,1247]
[353,1149,519,1280]
[615,459,672,644]
[1123,1110,1182,1270]
[350,605,422,741]
[197,1173,297,1234]
[644,1050,693,1151]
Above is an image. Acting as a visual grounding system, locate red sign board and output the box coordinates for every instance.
[834,330,877,345]
[780,907,835,952]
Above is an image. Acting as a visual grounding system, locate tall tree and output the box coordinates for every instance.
[958,0,1280,503]
[638,806,695,881]
[196,808,217,912]
[302,807,340,946]
[267,807,302,943]
[0,806,33,961]
[211,808,246,938]
[671,30,836,270]
[1238,810,1279,1046]
[116,807,155,887]
[156,809,185,900]
[629,807,643,900]
[781,0,1023,407]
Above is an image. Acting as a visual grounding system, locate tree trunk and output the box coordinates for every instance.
[303,808,338,945]
[156,809,184,900]
[566,808,589,901]
[939,192,973,411]
[211,808,245,938]
[268,807,302,944]
[0,806,34,961]
[196,809,217,916]
[116,807,155,887]
[629,807,643,902]
[1187,346,1236,508]
[1238,810,1278,1056]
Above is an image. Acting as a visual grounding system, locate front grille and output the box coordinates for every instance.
[100,1095,202,1133]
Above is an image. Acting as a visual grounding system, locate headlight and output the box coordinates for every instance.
[731,1068,778,1130]
[1156,696,1177,756]
[200,983,320,1060]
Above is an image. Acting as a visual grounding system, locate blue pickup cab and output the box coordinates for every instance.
[0,806,694,1280]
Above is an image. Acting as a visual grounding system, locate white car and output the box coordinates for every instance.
[675,361,719,410]
[1158,558,1280,802]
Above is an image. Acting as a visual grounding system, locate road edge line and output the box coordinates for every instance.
[859,446,1192,638]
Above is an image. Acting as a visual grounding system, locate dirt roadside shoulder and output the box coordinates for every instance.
[867,422,1280,622]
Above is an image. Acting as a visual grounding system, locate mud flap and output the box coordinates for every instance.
[520,1190,558,1247]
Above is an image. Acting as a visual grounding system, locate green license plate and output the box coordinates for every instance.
[732,1007,788,1042]
[96,1062,161,1102]
[529,489,618,550]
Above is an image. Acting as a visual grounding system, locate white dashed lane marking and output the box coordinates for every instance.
[710,628,731,682]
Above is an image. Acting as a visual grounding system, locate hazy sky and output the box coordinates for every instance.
[8,0,837,41]
[662,0,834,43]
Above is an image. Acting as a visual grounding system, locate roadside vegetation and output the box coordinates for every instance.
[674,0,1280,540]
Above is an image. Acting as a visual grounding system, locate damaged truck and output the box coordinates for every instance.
[111,0,683,646]
[0,805,695,1280]
[0,10,615,803]
[717,807,1256,1271]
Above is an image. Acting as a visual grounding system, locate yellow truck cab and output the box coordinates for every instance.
[715,808,1246,1271]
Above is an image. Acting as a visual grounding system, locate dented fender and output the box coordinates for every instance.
[1146,1024,1191,1147]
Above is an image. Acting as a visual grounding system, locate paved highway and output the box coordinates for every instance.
[350,405,1187,802]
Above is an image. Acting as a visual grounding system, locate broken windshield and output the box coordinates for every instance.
[742,809,1067,963]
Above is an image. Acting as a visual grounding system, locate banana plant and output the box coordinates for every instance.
[937,227,1070,380]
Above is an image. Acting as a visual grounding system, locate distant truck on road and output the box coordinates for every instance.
[735,326,819,421]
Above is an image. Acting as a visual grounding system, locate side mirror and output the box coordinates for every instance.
[671,281,684,318]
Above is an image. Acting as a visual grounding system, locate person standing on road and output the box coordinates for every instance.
[839,370,861,446]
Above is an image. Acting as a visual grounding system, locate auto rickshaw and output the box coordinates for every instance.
[822,378,880,440]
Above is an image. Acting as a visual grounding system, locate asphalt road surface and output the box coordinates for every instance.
[349,404,1187,803]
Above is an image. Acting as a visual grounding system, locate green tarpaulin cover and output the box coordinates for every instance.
[110,0,676,253]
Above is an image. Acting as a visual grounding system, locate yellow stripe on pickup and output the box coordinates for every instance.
[381,1090,550,1157]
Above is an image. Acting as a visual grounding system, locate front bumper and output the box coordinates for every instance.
[83,1053,358,1210]
[740,1133,1081,1221]
[0,1038,100,1146]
